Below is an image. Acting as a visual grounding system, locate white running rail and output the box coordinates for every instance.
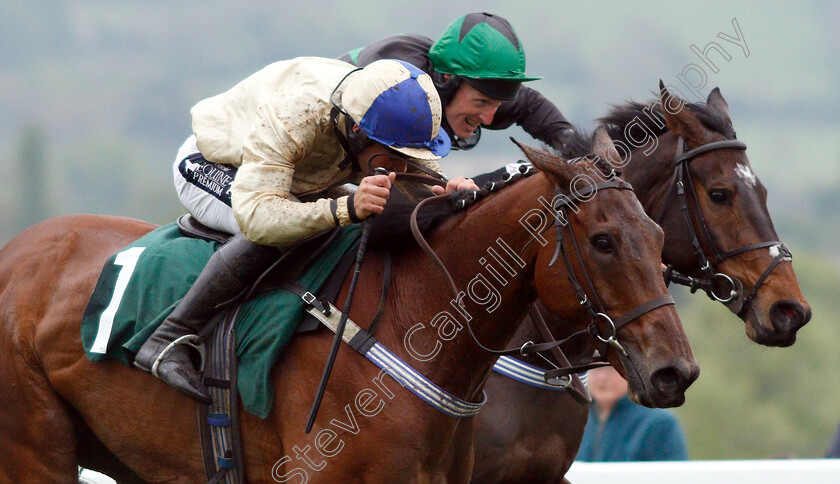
[565,459,840,484]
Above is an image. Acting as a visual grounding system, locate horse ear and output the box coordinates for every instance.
[706,87,732,123]
[658,80,709,143]
[591,126,620,166]
[510,137,575,186]
[510,137,558,173]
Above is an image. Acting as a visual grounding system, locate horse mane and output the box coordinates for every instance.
[367,171,535,248]
[552,128,623,179]
[560,128,594,158]
[599,98,736,145]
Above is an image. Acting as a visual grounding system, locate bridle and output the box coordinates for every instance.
[539,175,675,381]
[656,136,793,317]
[409,168,675,383]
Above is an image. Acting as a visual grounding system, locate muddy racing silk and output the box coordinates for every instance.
[191,57,443,246]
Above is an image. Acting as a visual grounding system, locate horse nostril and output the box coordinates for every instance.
[650,367,682,395]
[650,363,699,396]
[770,300,809,333]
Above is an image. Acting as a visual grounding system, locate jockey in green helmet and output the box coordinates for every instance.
[340,12,575,153]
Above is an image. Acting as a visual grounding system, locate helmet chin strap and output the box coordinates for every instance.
[438,113,481,151]
[329,67,369,171]
[331,108,368,171]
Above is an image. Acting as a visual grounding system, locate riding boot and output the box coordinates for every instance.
[133,233,278,403]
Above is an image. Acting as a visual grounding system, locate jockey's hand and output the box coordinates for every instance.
[354,171,396,220]
[432,176,480,195]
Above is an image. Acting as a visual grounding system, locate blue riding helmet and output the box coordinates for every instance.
[334,59,451,161]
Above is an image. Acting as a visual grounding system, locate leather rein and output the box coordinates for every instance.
[656,137,793,317]
[305,160,448,432]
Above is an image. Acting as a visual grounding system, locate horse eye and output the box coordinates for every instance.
[591,235,614,253]
[708,189,732,205]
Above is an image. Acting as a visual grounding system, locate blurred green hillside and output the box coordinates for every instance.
[1,0,838,461]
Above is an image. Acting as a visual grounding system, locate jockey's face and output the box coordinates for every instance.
[356,137,409,174]
[445,80,503,140]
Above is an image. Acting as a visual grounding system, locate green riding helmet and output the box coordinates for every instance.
[429,12,540,100]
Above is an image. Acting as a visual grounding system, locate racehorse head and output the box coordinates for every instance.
[515,128,699,407]
[602,83,811,347]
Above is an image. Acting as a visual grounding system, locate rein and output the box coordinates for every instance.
[657,137,792,317]
[305,166,449,431]
[407,194,566,358]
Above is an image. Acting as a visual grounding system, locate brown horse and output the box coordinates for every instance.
[0,131,699,483]
[470,85,811,483]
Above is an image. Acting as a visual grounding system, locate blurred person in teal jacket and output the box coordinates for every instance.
[576,364,689,462]
[826,420,840,458]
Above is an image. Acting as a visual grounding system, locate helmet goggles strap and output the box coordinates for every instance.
[330,67,367,170]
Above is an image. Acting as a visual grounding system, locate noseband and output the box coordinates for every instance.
[657,137,792,317]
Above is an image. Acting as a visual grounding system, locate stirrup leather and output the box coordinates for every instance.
[150,334,206,378]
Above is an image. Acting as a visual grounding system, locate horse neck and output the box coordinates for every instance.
[386,174,554,401]
[621,131,680,220]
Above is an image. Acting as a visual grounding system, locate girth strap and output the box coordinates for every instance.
[206,450,235,484]
[279,281,331,316]
[302,300,487,418]
[493,356,590,391]
[199,309,244,484]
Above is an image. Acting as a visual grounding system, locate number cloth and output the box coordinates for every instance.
[81,222,361,418]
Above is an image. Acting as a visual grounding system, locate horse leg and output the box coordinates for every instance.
[444,420,476,483]
[0,349,78,483]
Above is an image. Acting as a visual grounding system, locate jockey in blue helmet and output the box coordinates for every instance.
[135,58,478,402]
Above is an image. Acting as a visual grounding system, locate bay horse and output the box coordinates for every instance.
[470,84,811,483]
[0,130,699,483]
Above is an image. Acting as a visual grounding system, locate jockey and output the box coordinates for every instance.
[339,12,576,154]
[134,58,479,403]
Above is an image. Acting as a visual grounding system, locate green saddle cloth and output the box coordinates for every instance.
[81,221,361,418]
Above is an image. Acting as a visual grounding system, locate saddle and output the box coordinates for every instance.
[176,215,360,483]
[177,214,358,335]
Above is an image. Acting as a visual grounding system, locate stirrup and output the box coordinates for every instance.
[150,334,206,378]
